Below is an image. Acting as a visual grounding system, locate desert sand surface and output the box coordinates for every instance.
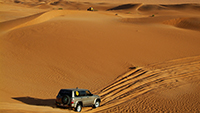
[0,0,200,113]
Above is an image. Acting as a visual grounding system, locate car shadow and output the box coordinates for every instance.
[12,96,96,112]
[12,96,56,108]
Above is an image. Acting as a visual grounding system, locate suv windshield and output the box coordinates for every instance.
[58,89,72,97]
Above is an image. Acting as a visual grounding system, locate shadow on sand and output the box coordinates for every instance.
[12,96,56,108]
[107,4,140,11]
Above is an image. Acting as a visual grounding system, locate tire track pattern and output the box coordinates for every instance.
[92,56,200,112]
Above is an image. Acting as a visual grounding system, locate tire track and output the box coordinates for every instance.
[90,55,200,112]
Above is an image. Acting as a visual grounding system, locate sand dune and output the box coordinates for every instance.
[91,56,200,112]
[138,4,200,11]
[0,1,200,113]
[107,4,142,11]
[163,17,200,31]
[0,11,46,31]
[161,4,200,11]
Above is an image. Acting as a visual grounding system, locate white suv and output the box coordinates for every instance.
[55,88,101,112]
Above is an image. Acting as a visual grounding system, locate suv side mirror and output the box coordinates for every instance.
[89,94,93,96]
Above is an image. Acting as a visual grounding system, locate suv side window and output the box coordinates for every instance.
[85,90,92,96]
[79,91,86,96]
[74,90,87,97]
[58,90,72,97]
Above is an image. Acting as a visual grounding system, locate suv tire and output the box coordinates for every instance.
[93,100,100,108]
[75,104,82,112]
[62,95,70,105]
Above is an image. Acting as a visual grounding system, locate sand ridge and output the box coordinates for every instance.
[92,55,200,112]
[163,17,200,31]
[1,2,200,32]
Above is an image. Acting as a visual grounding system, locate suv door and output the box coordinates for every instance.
[79,91,90,106]
[85,90,95,105]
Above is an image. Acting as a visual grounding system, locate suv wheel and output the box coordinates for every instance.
[75,104,82,112]
[62,95,70,105]
[93,100,100,108]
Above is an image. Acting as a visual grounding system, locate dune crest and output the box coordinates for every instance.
[163,17,200,31]
[0,10,99,32]
[5,10,74,31]
[0,12,46,32]
[107,3,142,11]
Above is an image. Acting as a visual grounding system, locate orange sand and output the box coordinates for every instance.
[0,0,200,113]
